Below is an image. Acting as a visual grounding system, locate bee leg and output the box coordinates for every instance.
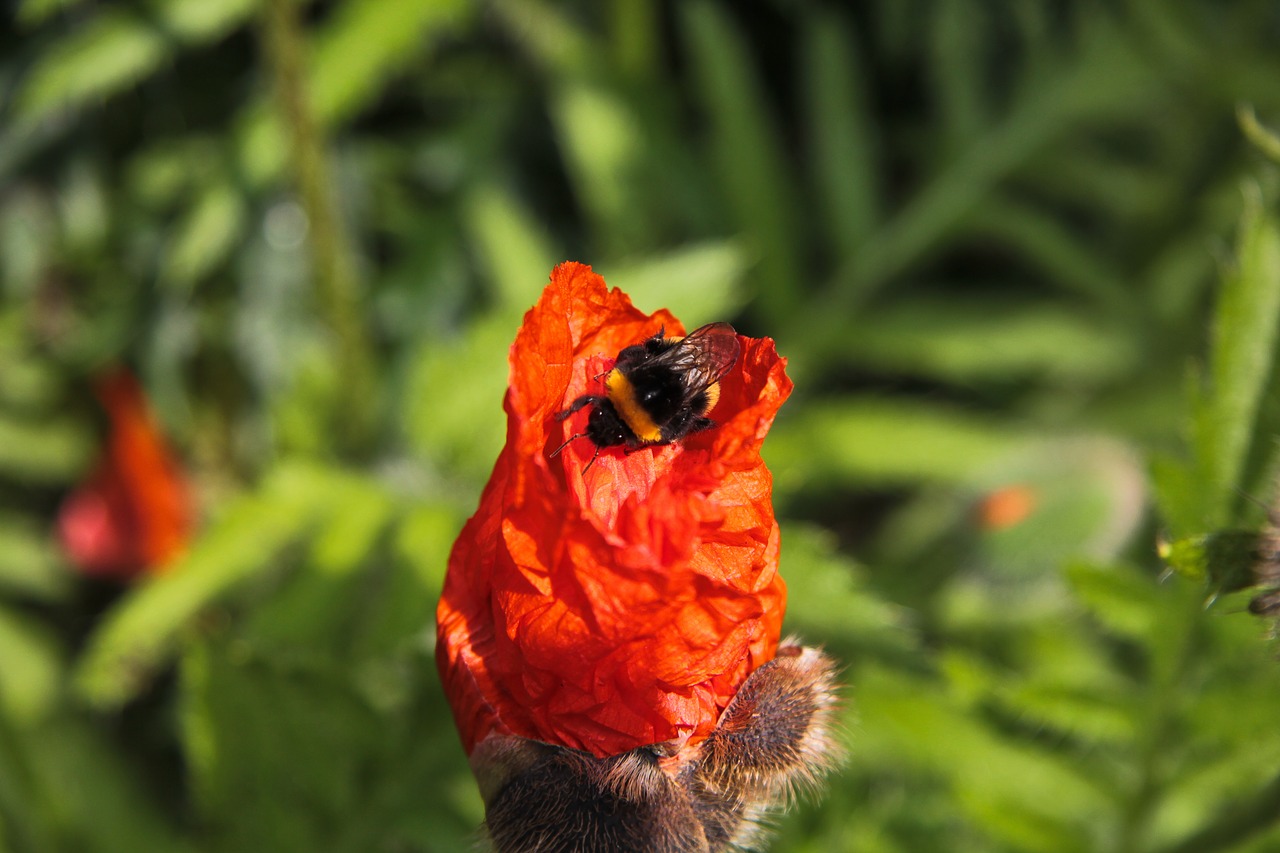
[478,737,710,853]
[556,394,602,421]
[686,642,842,850]
[686,415,715,435]
[580,444,603,474]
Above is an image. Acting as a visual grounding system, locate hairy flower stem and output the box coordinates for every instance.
[262,0,375,455]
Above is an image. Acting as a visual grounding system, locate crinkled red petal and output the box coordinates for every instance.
[437,262,791,758]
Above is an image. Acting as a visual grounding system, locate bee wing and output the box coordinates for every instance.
[653,322,740,395]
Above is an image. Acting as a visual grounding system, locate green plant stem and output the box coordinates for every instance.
[262,0,375,455]
[1237,104,1280,165]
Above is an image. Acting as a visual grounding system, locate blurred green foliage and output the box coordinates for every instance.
[3,0,1280,850]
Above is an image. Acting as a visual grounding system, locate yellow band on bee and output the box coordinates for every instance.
[702,381,720,413]
[605,370,662,442]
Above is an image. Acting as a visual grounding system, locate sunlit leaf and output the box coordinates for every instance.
[0,414,92,483]
[781,522,915,656]
[403,317,510,483]
[160,183,245,291]
[856,665,1105,851]
[844,297,1139,383]
[74,463,341,707]
[15,13,166,124]
[604,241,746,322]
[311,0,471,127]
[180,638,480,852]
[463,183,558,318]
[0,515,68,600]
[0,607,62,725]
[158,0,257,43]
[1192,194,1280,526]
[1063,561,1159,643]
[768,399,1037,495]
[550,81,643,246]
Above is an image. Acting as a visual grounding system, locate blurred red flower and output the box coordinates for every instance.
[975,484,1038,531]
[436,262,793,759]
[58,369,194,579]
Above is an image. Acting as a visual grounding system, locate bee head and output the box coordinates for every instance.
[586,402,630,448]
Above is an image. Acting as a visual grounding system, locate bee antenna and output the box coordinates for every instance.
[550,433,585,459]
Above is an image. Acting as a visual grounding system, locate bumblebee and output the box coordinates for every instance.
[552,322,740,470]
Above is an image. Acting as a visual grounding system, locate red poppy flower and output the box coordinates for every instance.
[58,369,194,579]
[436,262,793,759]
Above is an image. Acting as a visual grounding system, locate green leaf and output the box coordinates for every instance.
[180,639,479,853]
[0,351,63,412]
[787,16,1156,358]
[74,463,338,708]
[156,0,258,44]
[856,665,1104,851]
[12,712,191,853]
[681,0,802,320]
[967,196,1137,315]
[15,12,166,125]
[350,502,461,660]
[238,0,473,186]
[801,9,880,258]
[1238,104,1280,165]
[0,191,56,299]
[393,503,462,601]
[160,182,245,291]
[930,0,988,147]
[550,80,643,247]
[0,515,69,601]
[402,317,510,482]
[180,640,381,840]
[462,183,558,318]
[1192,194,1280,526]
[489,0,592,74]
[1063,561,1159,643]
[0,608,62,726]
[235,477,396,655]
[767,399,1037,495]
[310,0,471,129]
[0,414,93,483]
[309,477,394,575]
[603,241,747,322]
[780,522,915,656]
[844,297,1139,384]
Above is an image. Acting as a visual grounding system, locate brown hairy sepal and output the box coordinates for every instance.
[471,641,843,853]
